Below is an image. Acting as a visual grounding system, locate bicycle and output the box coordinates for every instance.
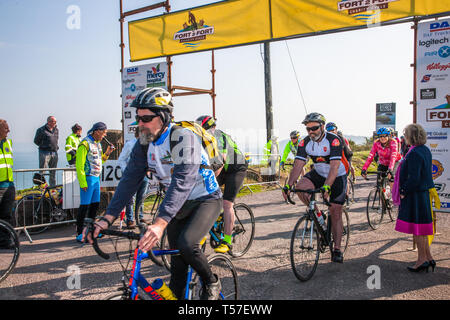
[13,174,70,234]
[345,173,355,209]
[364,170,398,230]
[285,187,350,282]
[84,219,239,300]
[159,202,255,270]
[0,219,20,283]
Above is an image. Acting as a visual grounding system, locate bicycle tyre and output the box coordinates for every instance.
[192,253,239,300]
[14,195,53,234]
[229,203,255,258]
[0,219,20,283]
[326,209,350,255]
[135,191,161,225]
[366,188,384,230]
[104,291,146,300]
[346,178,355,208]
[386,198,398,222]
[290,215,320,282]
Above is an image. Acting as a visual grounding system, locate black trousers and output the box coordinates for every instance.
[167,197,222,299]
[0,185,15,225]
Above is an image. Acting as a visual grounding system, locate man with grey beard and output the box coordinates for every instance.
[83,87,224,300]
[284,112,348,263]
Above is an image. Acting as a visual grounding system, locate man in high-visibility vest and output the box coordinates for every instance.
[65,124,82,166]
[0,119,15,226]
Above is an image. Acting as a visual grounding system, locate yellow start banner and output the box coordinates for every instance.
[271,0,450,39]
[128,0,450,61]
[128,0,271,61]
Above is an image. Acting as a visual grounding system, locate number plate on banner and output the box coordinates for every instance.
[101,160,123,187]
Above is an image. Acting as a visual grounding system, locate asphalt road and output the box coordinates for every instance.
[1,176,449,300]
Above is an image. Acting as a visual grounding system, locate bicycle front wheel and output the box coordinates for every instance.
[0,219,20,283]
[366,188,384,230]
[14,195,52,234]
[229,203,255,258]
[290,215,320,282]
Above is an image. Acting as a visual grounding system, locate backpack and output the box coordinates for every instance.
[169,121,223,171]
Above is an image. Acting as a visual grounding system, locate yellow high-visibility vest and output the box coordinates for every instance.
[0,139,14,182]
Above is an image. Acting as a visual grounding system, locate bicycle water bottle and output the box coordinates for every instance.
[384,185,391,199]
[151,278,177,300]
[316,210,326,229]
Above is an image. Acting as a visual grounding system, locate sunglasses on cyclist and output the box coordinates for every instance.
[135,114,159,123]
[379,135,388,138]
[306,125,321,132]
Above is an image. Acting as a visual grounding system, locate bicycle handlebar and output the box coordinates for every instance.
[84,218,163,267]
[283,187,331,207]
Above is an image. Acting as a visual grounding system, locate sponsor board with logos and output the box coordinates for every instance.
[121,62,168,143]
[418,18,450,212]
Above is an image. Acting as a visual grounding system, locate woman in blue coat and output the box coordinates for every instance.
[394,124,435,273]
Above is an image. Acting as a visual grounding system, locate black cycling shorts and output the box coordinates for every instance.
[216,169,247,202]
[304,170,347,205]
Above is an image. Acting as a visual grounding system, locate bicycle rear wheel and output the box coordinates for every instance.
[327,209,351,255]
[229,203,255,258]
[0,219,20,283]
[366,188,384,230]
[192,253,239,300]
[290,215,320,282]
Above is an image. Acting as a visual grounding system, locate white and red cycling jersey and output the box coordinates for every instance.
[362,139,398,171]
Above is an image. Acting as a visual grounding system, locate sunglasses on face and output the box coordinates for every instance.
[290,136,298,140]
[306,125,321,132]
[379,135,388,138]
[135,114,158,123]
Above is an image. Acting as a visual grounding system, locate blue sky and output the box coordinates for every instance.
[0,0,419,153]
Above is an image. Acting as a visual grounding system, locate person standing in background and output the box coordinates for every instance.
[34,116,59,186]
[65,124,82,166]
[0,119,15,226]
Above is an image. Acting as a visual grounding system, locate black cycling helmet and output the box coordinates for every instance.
[290,130,300,139]
[196,115,216,130]
[302,112,326,125]
[33,173,46,185]
[325,122,337,131]
[130,87,173,113]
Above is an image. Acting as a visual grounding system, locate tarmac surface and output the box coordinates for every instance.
[0,176,449,300]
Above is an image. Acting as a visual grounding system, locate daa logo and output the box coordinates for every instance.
[430,21,450,33]
[126,67,138,75]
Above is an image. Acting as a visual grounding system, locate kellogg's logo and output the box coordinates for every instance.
[173,12,214,49]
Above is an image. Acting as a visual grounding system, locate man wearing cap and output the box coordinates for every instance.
[75,122,114,242]
[65,123,82,166]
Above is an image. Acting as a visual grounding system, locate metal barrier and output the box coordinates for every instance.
[12,167,79,243]
[241,153,282,193]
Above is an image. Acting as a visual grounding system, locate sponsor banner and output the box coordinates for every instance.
[375,102,396,131]
[128,0,271,61]
[121,62,168,142]
[418,18,450,212]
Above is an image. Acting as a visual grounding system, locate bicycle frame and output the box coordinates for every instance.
[127,248,180,300]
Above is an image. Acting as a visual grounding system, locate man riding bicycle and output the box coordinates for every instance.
[285,112,349,263]
[83,87,224,300]
[196,115,248,254]
[280,130,301,170]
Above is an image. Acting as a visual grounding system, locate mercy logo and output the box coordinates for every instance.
[431,21,450,33]
[173,12,214,49]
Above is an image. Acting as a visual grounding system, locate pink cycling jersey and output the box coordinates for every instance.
[362,139,398,171]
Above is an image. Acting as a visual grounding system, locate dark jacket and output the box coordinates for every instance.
[34,125,59,152]
[399,144,434,195]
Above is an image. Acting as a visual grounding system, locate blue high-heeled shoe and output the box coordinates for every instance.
[407,261,430,273]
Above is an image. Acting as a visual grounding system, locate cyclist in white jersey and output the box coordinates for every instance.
[285,112,349,263]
